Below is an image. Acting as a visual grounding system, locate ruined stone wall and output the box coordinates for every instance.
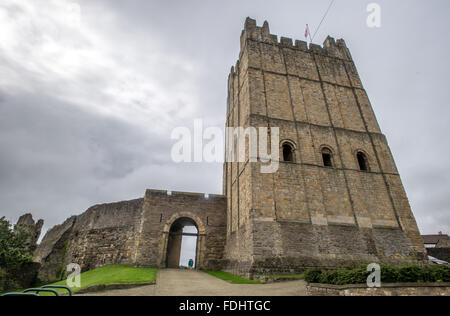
[35,190,227,280]
[34,216,77,281]
[34,199,143,281]
[64,199,144,271]
[224,18,426,275]
[16,213,44,252]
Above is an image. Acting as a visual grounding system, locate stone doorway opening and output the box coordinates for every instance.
[166,217,199,269]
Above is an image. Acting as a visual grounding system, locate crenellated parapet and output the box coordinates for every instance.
[238,17,353,63]
[227,18,357,117]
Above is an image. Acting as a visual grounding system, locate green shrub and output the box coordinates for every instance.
[398,265,422,283]
[304,264,450,285]
[335,266,368,285]
[380,264,400,283]
[304,268,322,283]
[421,265,450,283]
[319,270,339,284]
[0,268,6,291]
[0,267,22,292]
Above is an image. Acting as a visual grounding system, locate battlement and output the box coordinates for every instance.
[239,17,352,63]
[228,18,354,89]
[145,189,225,200]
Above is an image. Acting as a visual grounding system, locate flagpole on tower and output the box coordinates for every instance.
[305,24,313,44]
[305,0,336,45]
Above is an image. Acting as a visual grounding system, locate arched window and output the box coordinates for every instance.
[321,147,333,167]
[282,142,294,162]
[357,152,369,171]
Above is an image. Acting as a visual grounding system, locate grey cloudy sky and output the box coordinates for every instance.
[0,0,449,238]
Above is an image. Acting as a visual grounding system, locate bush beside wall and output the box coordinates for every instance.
[304,264,450,285]
[0,262,41,292]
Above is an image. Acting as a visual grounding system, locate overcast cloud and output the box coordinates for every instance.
[0,0,449,237]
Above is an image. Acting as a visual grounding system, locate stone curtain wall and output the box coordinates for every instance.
[307,283,450,296]
[35,191,227,281]
[224,18,426,276]
[64,199,144,270]
[34,199,143,281]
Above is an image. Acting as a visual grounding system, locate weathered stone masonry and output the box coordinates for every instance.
[35,191,226,281]
[35,18,426,280]
[223,18,426,276]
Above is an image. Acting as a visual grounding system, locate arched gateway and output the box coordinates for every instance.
[160,211,209,269]
[165,217,199,269]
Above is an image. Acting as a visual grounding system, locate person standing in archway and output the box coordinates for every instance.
[188,258,194,270]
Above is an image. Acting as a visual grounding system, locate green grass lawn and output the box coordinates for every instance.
[203,270,263,284]
[3,264,158,296]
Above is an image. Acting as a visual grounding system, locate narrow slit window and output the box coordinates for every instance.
[357,152,368,171]
[322,153,332,167]
[282,144,294,162]
[321,148,333,167]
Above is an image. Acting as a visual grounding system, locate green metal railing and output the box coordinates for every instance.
[2,285,72,297]
[23,288,59,296]
[42,285,73,296]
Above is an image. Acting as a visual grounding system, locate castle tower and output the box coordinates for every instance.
[223,18,426,276]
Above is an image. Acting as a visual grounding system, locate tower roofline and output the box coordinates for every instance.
[239,17,352,62]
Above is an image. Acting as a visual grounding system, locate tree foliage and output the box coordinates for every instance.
[0,216,33,270]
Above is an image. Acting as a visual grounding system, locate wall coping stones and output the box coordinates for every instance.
[145,189,225,200]
[307,282,450,296]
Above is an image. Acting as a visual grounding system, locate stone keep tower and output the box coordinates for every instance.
[223,18,426,275]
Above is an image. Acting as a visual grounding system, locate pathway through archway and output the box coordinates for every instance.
[166,217,199,269]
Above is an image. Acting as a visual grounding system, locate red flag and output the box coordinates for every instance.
[305,26,309,39]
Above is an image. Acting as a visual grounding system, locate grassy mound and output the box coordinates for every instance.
[47,264,157,295]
